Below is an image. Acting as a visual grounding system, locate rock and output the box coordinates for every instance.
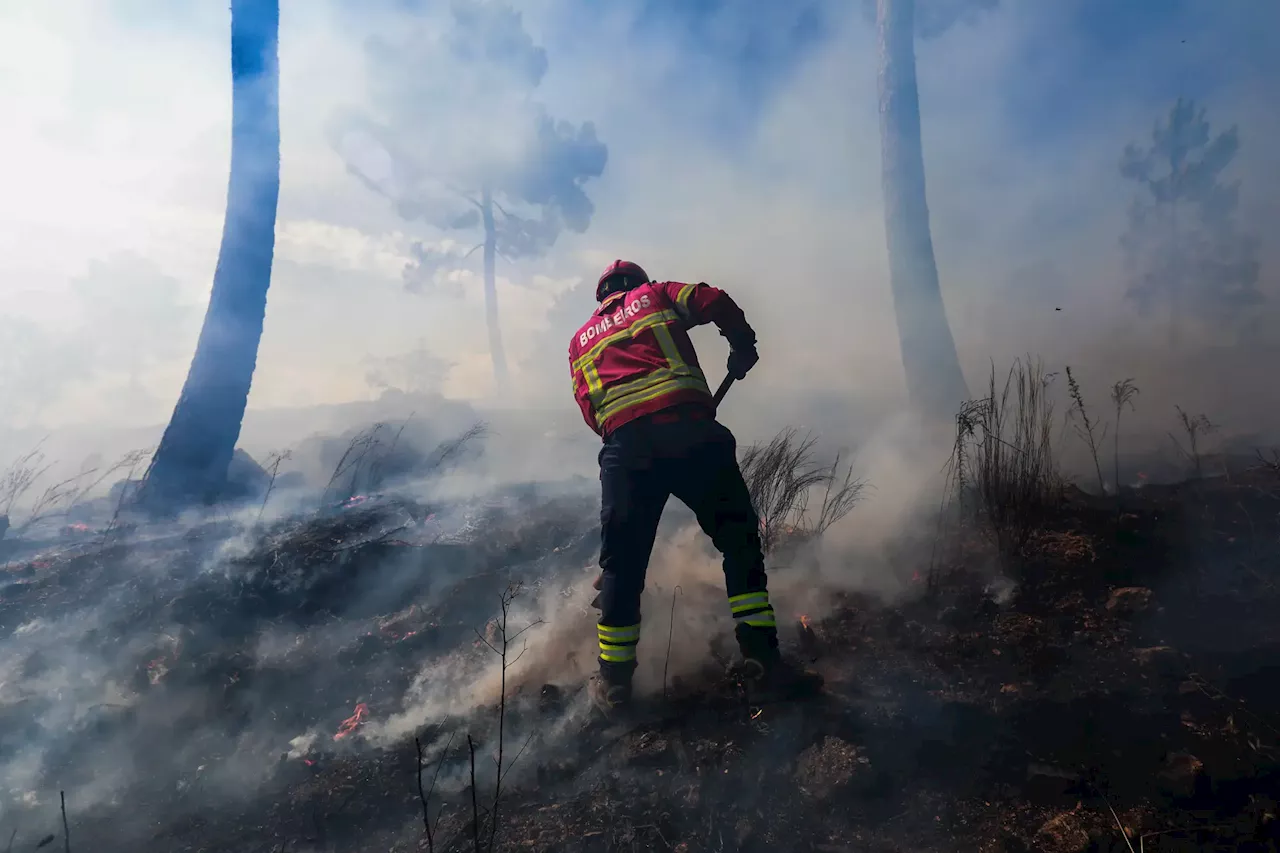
[1036,810,1090,853]
[108,478,144,505]
[1106,587,1153,615]
[1157,752,1204,798]
[794,736,871,800]
[224,448,270,499]
[1134,646,1184,675]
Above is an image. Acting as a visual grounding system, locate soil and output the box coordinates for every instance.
[2,471,1278,853]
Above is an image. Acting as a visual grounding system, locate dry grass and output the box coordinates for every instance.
[1111,379,1140,514]
[1065,366,1108,495]
[321,420,487,506]
[948,357,1063,565]
[1170,406,1216,480]
[2,443,152,537]
[738,429,865,555]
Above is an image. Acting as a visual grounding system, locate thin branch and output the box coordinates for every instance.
[507,620,544,643]
[498,732,536,786]
[467,735,481,853]
[472,628,499,656]
[60,791,70,853]
[662,585,683,701]
[416,732,456,852]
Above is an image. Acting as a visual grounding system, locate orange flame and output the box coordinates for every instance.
[798,614,811,630]
[333,703,369,741]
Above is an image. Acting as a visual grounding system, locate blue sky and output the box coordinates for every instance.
[1,0,1278,438]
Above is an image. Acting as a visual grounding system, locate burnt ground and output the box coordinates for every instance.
[3,471,1280,853]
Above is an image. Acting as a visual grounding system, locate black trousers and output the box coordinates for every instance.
[595,406,779,682]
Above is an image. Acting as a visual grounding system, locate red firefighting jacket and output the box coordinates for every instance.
[569,280,755,437]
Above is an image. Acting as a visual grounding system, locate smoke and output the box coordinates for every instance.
[3,0,1278,431]
[1,0,1279,845]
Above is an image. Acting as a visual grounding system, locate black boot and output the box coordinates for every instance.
[735,625,823,702]
[739,654,824,703]
[588,663,634,717]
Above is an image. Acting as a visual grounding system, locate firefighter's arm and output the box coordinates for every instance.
[655,281,757,350]
[569,351,603,436]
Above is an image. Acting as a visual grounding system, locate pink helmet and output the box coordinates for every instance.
[595,259,649,301]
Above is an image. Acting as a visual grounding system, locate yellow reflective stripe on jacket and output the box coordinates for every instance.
[572,310,682,373]
[674,283,697,322]
[594,375,711,427]
[649,321,688,366]
[581,360,603,395]
[592,363,708,410]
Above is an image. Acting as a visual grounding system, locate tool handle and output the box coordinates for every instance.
[712,374,736,407]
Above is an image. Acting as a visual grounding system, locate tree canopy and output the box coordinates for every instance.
[1120,97,1262,340]
[331,0,608,293]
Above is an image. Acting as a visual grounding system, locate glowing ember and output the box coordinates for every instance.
[798,614,811,630]
[751,708,764,720]
[333,703,369,741]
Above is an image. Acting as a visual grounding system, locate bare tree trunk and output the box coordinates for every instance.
[876,0,969,420]
[481,187,509,393]
[141,0,280,511]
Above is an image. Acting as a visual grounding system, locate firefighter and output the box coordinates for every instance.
[569,259,823,714]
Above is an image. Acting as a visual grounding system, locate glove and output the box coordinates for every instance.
[726,344,759,381]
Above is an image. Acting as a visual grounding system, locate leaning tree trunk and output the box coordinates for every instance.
[876,0,969,419]
[140,0,280,510]
[480,187,510,392]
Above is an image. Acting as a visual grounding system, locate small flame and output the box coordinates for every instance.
[798,614,811,630]
[333,703,369,741]
[911,570,923,583]
[750,708,764,720]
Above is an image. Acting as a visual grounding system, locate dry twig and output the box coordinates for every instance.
[1169,406,1216,480]
[662,585,683,701]
[1110,379,1140,513]
[1065,366,1108,495]
[60,790,69,853]
[416,732,456,852]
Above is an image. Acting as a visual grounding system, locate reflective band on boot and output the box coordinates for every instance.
[597,623,640,663]
[728,590,777,630]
